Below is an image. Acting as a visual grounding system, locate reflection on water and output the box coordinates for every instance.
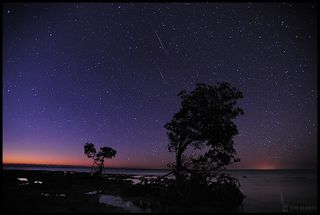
[85,190,98,195]
[99,194,148,212]
[19,182,29,186]
[123,175,170,185]
[227,170,318,212]
[17,178,30,186]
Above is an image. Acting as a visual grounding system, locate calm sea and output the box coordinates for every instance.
[3,165,167,176]
[227,169,317,212]
[3,165,317,212]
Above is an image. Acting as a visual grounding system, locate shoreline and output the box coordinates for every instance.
[2,169,239,213]
[3,169,133,213]
[3,169,317,213]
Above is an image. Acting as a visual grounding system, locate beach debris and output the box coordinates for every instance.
[41,193,50,197]
[34,181,43,184]
[85,190,98,195]
[17,178,28,181]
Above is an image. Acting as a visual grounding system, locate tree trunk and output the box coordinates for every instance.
[97,160,104,176]
[175,150,183,190]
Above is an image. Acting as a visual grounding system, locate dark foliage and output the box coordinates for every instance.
[84,143,117,176]
[122,174,244,211]
[164,82,244,187]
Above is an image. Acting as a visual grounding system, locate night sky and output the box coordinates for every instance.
[3,3,317,169]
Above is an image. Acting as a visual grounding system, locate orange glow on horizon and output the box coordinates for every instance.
[3,152,166,169]
[255,163,278,170]
[3,153,88,166]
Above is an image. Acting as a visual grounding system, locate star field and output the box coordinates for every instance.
[3,3,317,169]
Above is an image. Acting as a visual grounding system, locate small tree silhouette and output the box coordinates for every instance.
[164,82,244,189]
[84,143,117,176]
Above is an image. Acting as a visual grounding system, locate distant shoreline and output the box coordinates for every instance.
[3,163,317,171]
[2,163,170,171]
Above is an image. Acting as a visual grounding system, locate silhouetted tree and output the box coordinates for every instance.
[84,143,117,176]
[164,82,244,189]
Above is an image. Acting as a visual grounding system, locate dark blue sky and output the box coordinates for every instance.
[3,3,317,169]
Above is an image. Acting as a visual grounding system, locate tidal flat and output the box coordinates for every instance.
[3,169,238,213]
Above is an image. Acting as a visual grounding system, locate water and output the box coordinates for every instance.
[4,165,317,212]
[227,169,318,212]
[84,190,148,212]
[99,194,148,212]
[3,165,168,176]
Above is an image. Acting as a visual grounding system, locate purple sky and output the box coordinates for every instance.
[3,3,317,169]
